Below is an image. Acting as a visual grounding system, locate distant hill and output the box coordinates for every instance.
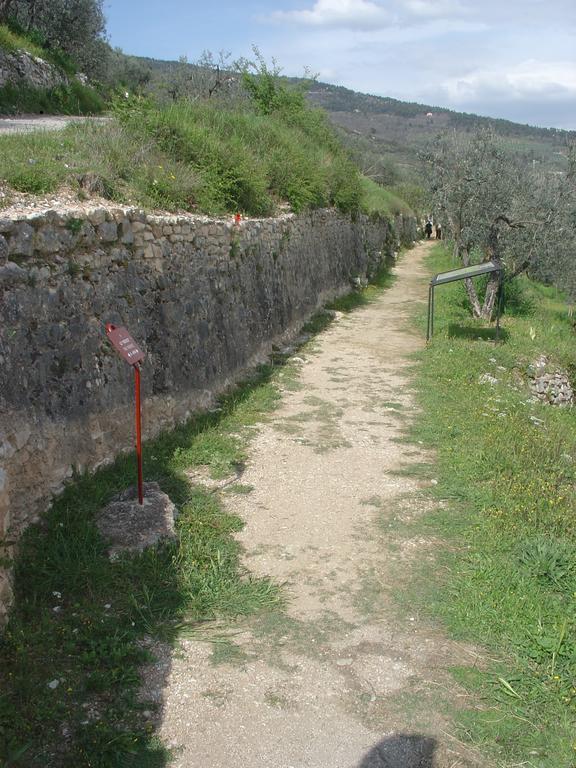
[304,81,573,181]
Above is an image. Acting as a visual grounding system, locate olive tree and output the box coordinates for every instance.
[528,144,576,302]
[422,130,575,317]
[8,0,108,77]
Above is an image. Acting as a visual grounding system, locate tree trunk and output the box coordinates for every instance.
[464,279,483,318]
[0,0,14,21]
[458,243,483,318]
[480,271,500,319]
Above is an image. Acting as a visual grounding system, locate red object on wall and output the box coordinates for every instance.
[105,324,145,365]
[105,324,145,505]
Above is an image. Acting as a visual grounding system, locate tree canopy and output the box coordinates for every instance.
[0,0,107,77]
[423,130,576,315]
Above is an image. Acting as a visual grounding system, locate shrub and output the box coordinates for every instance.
[0,81,104,115]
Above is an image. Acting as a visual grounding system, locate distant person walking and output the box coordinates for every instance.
[435,222,442,239]
[424,219,433,239]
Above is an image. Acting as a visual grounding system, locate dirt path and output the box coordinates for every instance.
[0,115,110,133]
[147,241,486,768]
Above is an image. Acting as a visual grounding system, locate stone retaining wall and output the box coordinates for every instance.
[0,204,415,623]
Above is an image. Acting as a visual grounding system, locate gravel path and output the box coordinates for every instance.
[142,241,487,768]
[0,115,109,134]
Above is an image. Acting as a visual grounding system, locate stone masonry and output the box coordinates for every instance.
[0,204,415,623]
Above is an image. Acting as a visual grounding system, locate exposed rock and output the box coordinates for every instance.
[96,482,177,559]
[0,49,67,90]
[97,221,118,243]
[8,222,34,257]
[0,234,8,264]
[527,357,573,407]
[478,373,498,386]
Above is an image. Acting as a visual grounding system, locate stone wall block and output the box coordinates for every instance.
[0,261,27,286]
[119,221,134,245]
[0,234,8,265]
[35,226,73,254]
[8,222,34,257]
[97,221,119,243]
[88,209,107,226]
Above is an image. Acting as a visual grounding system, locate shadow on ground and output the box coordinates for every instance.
[447,323,509,342]
[357,733,437,768]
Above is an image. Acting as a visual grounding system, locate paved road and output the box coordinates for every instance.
[0,115,109,134]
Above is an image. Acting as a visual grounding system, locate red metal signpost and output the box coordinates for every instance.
[105,324,146,505]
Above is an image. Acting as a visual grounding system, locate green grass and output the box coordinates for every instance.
[0,22,77,75]
[0,364,286,768]
[406,244,576,767]
[0,97,409,217]
[0,24,46,59]
[359,176,414,217]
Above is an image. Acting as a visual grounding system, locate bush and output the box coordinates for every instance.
[0,81,105,115]
[502,276,536,316]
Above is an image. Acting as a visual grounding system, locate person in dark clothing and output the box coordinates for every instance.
[424,220,433,239]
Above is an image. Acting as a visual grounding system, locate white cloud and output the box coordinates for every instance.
[269,0,392,30]
[268,0,470,30]
[441,60,576,104]
[402,0,465,18]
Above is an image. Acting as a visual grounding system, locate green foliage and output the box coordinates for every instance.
[4,0,108,78]
[0,80,104,116]
[241,47,308,117]
[502,275,536,316]
[408,244,576,766]
[0,95,391,217]
[359,177,413,217]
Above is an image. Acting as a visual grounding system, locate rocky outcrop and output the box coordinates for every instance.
[0,48,68,90]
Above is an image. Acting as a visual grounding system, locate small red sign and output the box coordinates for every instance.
[105,324,145,365]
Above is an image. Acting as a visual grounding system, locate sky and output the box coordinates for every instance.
[104,0,576,130]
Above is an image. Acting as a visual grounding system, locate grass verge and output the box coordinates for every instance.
[0,97,410,217]
[359,176,413,217]
[0,365,287,768]
[406,244,576,767]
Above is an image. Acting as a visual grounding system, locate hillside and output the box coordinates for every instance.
[129,56,573,184]
[305,81,573,181]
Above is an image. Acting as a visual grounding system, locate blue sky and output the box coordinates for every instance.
[104,0,576,129]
